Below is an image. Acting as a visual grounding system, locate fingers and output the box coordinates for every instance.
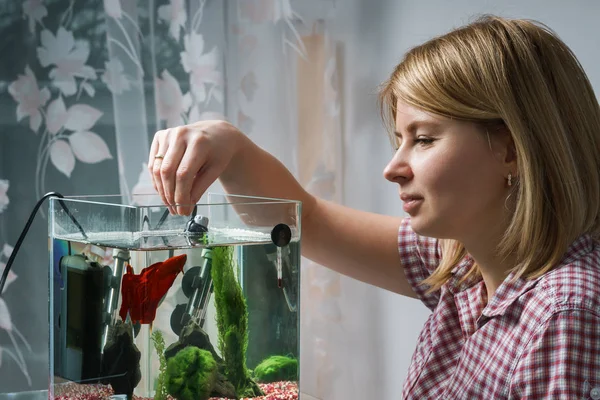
[149,120,232,216]
[148,130,162,190]
[150,130,176,214]
[175,135,209,215]
[161,128,188,213]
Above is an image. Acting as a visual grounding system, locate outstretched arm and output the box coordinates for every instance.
[149,121,418,296]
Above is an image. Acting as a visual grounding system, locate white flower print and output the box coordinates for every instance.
[0,244,16,294]
[49,140,76,178]
[180,33,221,103]
[101,59,131,95]
[0,298,11,331]
[37,27,97,96]
[45,96,68,135]
[46,103,111,177]
[103,0,122,19]
[155,69,192,128]
[22,0,47,33]
[0,180,9,214]
[158,0,187,40]
[0,244,16,328]
[8,66,50,133]
[0,243,31,385]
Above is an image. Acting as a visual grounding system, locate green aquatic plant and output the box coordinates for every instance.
[151,330,168,400]
[211,245,263,397]
[165,346,218,400]
[253,355,298,383]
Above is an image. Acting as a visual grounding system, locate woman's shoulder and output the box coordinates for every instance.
[537,235,600,314]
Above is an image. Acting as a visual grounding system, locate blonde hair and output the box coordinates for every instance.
[379,15,600,293]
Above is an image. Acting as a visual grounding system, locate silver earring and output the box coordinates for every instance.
[508,173,512,187]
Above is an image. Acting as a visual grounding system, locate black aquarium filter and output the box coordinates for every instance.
[57,254,106,382]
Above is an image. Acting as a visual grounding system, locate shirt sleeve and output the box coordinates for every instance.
[509,309,600,399]
[398,218,442,311]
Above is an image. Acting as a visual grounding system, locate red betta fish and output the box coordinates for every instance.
[119,254,187,325]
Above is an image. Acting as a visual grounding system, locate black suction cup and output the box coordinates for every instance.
[185,215,209,234]
[181,266,202,299]
[170,304,191,336]
[271,223,292,247]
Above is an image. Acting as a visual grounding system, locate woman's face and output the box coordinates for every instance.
[383,101,512,242]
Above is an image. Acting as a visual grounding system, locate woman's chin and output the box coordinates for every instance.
[408,215,441,238]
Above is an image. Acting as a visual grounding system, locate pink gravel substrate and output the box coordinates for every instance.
[52,381,298,400]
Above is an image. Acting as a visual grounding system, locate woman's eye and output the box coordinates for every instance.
[415,137,434,146]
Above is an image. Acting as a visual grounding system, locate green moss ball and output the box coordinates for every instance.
[253,355,298,383]
[165,346,218,400]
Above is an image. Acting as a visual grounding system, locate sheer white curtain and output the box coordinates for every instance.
[225,2,346,398]
[0,0,350,397]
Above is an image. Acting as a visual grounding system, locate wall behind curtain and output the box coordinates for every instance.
[0,1,343,397]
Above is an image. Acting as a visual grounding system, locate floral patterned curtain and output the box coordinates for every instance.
[0,0,341,397]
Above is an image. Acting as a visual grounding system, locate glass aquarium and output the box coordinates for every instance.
[48,193,301,400]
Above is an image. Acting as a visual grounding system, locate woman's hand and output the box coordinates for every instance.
[148,120,243,215]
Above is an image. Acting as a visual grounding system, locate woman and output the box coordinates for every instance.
[148,15,600,399]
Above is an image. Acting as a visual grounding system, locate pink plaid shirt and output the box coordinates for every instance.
[398,218,600,399]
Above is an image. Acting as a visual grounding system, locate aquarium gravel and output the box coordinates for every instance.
[210,381,298,400]
[52,381,298,400]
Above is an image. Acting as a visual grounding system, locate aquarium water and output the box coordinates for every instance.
[49,223,300,400]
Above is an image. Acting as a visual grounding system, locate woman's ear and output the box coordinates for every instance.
[489,126,517,170]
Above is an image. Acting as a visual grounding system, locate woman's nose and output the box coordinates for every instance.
[383,150,413,183]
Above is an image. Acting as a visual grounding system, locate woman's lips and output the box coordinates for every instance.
[402,198,423,213]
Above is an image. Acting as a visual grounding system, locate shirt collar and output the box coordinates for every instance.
[484,234,594,318]
[450,234,595,320]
